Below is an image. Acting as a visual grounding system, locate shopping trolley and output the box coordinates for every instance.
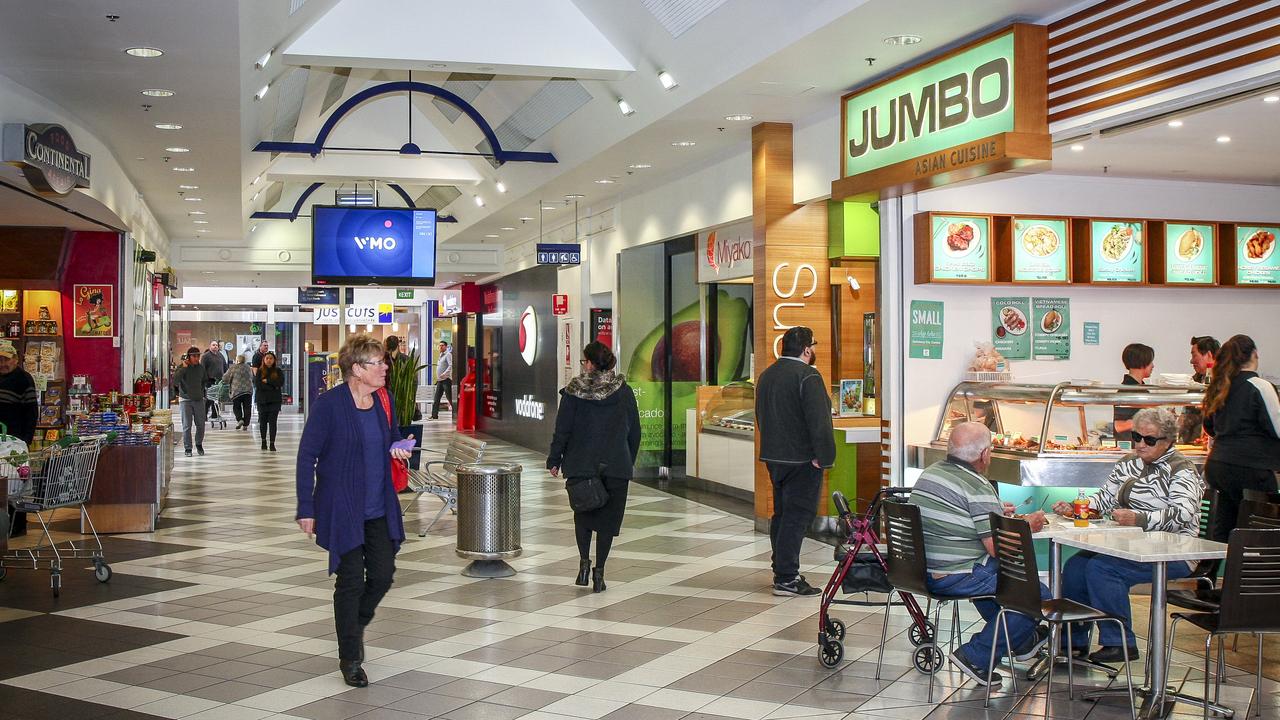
[0,436,110,597]
[206,381,229,429]
[816,488,935,670]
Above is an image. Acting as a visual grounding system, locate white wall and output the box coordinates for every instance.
[897,172,1280,445]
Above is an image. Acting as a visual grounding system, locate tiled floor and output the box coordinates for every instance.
[1,412,1276,720]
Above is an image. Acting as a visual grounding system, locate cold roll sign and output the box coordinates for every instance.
[1237,226,1280,285]
[1012,218,1069,282]
[928,215,991,281]
[1164,223,1215,285]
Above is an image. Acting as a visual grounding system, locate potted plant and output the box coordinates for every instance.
[387,348,427,468]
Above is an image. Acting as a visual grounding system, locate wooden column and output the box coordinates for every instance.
[751,122,832,528]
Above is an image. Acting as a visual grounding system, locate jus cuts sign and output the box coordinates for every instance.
[2,123,91,195]
[313,304,394,325]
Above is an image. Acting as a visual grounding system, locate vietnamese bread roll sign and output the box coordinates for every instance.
[832,24,1050,202]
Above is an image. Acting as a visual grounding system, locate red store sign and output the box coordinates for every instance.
[552,294,569,316]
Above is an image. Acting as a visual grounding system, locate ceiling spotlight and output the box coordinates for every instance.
[500,226,516,231]
[154,123,182,130]
[196,229,210,233]
[178,184,199,190]
[254,84,270,101]
[564,193,585,199]
[495,181,507,193]
[1265,95,1280,103]
[125,47,164,58]
[1167,119,1183,128]
[1069,143,1084,152]
[193,220,209,224]
[540,205,557,211]
[594,179,616,184]
[255,49,273,70]
[201,271,215,275]
[628,163,652,169]
[251,175,261,185]
[883,34,922,45]
[518,216,535,222]
[658,70,678,91]
[724,114,753,122]
[1217,135,1231,143]
[484,234,500,238]
[188,210,206,215]
[165,146,190,153]
[183,197,203,202]
[617,98,636,116]
[172,166,195,172]
[251,190,261,201]
[671,140,696,147]
[474,196,485,207]
[141,88,175,97]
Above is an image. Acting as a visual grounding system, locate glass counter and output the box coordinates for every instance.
[702,381,755,438]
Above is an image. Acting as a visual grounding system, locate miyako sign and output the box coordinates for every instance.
[832,24,1050,202]
[697,220,753,283]
[2,123,92,195]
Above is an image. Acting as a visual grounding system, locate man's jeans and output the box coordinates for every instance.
[927,558,1049,667]
[1062,551,1192,649]
[180,399,206,451]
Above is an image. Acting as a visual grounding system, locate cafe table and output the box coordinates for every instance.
[1053,530,1228,720]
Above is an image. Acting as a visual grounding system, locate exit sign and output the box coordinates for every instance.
[536,243,581,265]
[396,288,414,300]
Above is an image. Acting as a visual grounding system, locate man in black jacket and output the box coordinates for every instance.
[201,340,227,421]
[755,326,836,596]
[0,339,37,537]
[173,347,209,456]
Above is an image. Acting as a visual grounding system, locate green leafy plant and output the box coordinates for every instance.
[387,349,427,427]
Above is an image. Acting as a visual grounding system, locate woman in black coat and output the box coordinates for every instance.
[548,342,641,592]
[255,351,285,451]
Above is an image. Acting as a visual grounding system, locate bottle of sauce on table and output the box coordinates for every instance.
[1073,489,1090,528]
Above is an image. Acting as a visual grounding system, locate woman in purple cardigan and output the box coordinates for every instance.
[296,335,413,688]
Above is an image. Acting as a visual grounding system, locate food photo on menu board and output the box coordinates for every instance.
[1237,226,1280,285]
[991,297,1031,360]
[1013,218,1069,282]
[1090,220,1144,283]
[1164,223,1215,284]
[931,214,990,281]
[1031,297,1070,360]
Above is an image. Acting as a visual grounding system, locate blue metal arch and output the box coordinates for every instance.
[252,80,556,165]
[250,182,459,222]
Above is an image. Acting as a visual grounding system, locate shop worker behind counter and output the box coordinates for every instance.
[755,326,835,597]
[1114,342,1154,445]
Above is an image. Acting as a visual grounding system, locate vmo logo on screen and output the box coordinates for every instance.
[354,235,397,251]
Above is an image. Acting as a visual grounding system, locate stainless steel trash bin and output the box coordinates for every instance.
[455,462,522,577]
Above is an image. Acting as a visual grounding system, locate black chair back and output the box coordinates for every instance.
[1238,499,1280,530]
[1217,528,1280,633]
[1188,487,1221,577]
[989,513,1044,618]
[1242,489,1280,504]
[882,500,930,595]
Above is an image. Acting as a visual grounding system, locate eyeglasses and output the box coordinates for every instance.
[360,360,387,368]
[1131,431,1168,447]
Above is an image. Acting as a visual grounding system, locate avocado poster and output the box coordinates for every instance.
[1031,297,1070,359]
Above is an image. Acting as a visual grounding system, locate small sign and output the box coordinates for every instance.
[928,214,991,281]
[1083,322,1100,345]
[991,297,1031,360]
[1164,223,1215,285]
[552,294,569,316]
[1031,297,1070,359]
[1089,220,1144,283]
[536,243,581,265]
[909,300,944,359]
[1236,226,1280,285]
[590,308,613,348]
[1012,218,1069,282]
[395,288,415,300]
[2,123,92,195]
[836,379,865,417]
[297,287,353,305]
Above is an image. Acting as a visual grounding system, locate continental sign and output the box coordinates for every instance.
[832,24,1050,201]
[2,123,92,195]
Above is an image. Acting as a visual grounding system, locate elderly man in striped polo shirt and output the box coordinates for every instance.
[910,421,1050,686]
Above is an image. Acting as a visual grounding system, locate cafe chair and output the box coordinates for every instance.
[1241,489,1280,505]
[1238,499,1280,530]
[984,513,1137,720]
[1167,528,1280,719]
[877,499,993,703]
[1168,488,1222,613]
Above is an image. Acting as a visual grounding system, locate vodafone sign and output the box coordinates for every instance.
[518,305,538,366]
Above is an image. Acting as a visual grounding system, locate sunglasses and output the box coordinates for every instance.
[1131,431,1168,447]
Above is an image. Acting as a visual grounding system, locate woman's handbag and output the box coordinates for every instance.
[374,389,410,493]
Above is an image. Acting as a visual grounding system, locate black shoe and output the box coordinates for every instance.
[1014,626,1051,661]
[185,449,192,457]
[592,567,606,593]
[269,444,276,451]
[261,441,268,450]
[949,648,1002,687]
[196,446,205,456]
[773,575,820,597]
[339,660,368,687]
[1089,646,1138,664]
[575,559,591,586]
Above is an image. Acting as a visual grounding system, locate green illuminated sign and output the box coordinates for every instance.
[1237,226,1280,285]
[1164,223,1215,285]
[1012,218,1069,282]
[843,32,1016,177]
[1089,221,1144,283]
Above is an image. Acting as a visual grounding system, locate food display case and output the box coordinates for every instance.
[701,381,755,438]
[908,381,1208,487]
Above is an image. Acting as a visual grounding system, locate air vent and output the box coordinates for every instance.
[475,78,591,166]
[433,73,494,122]
[415,185,462,209]
[320,68,352,115]
[271,68,309,142]
[642,0,729,38]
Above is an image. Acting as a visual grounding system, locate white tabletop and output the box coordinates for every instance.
[1054,530,1226,562]
[1033,515,1144,540]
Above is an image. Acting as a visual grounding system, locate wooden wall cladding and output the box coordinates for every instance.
[1047,1,1280,123]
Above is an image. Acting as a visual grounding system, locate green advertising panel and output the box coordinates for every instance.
[930,215,991,280]
[991,297,1031,359]
[1012,218,1069,282]
[1090,221,1144,283]
[843,32,1015,177]
[1237,226,1280,285]
[1165,223,1215,285]
[1032,297,1070,359]
[909,300,944,359]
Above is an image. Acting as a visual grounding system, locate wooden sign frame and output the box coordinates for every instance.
[914,212,996,284]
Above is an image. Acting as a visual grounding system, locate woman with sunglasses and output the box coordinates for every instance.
[1202,334,1280,542]
[1052,407,1204,664]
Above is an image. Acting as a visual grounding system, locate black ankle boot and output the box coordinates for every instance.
[339,660,368,687]
[261,440,267,450]
[575,558,591,586]
[269,443,276,451]
[592,567,606,593]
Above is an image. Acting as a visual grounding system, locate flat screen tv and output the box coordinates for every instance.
[311,206,437,286]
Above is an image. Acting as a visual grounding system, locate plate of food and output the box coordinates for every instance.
[1021,224,1060,257]
[997,305,1028,336]
[1245,229,1277,264]
[940,220,981,258]
[1176,227,1204,262]
[1041,308,1063,333]
[1099,224,1136,263]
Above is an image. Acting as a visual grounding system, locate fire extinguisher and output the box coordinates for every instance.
[133,372,155,396]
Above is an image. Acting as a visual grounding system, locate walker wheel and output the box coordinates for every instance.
[95,563,112,583]
[909,620,936,647]
[824,618,846,642]
[51,572,61,598]
[913,643,944,674]
[819,640,844,668]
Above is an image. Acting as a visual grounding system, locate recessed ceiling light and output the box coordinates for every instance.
[541,205,557,211]
[474,196,485,207]
[154,123,182,130]
[165,146,189,153]
[196,229,210,233]
[201,271,215,275]
[1265,95,1280,103]
[1217,135,1231,143]
[495,181,507,193]
[125,47,164,58]
[135,157,145,161]
[658,70,678,91]
[500,226,516,231]
[188,210,206,216]
[617,98,636,117]
[518,216,534,222]
[671,140,696,147]
[178,184,198,190]
[484,234,500,238]
[141,88,175,97]
[594,178,616,184]
[724,114,753,122]
[564,193,585,199]
[883,34,922,46]
[183,197,203,202]
[1070,143,1084,152]
[628,163,652,169]
[1167,120,1183,128]
[193,220,209,224]
[172,166,195,172]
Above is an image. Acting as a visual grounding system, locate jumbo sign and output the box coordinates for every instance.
[832,24,1050,202]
